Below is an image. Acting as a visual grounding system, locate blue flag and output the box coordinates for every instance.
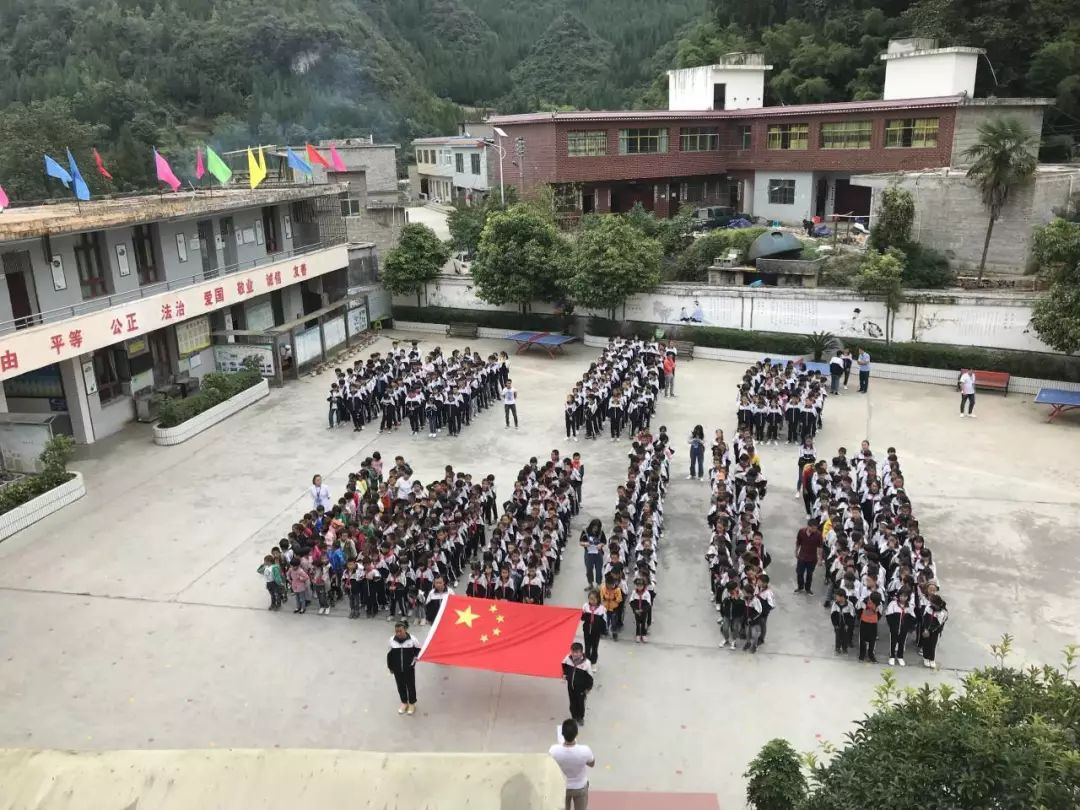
[44,155,72,188]
[286,147,312,176]
[66,148,90,201]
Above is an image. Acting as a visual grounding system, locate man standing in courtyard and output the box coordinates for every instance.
[856,347,871,393]
[502,378,519,428]
[959,369,977,418]
[795,518,823,595]
[549,718,594,810]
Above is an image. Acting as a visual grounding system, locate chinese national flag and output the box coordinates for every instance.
[418,595,580,679]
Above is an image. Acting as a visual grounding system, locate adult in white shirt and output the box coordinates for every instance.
[958,370,977,418]
[549,718,595,810]
[502,379,519,429]
[310,474,332,511]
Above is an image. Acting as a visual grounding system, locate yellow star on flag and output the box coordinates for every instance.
[493,628,501,637]
[496,615,505,623]
[489,604,498,613]
[455,605,480,628]
[480,634,489,643]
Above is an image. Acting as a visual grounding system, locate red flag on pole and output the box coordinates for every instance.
[93,148,112,181]
[418,595,581,678]
[195,148,205,180]
[305,143,330,169]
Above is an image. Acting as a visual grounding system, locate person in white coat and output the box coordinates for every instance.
[310,474,332,511]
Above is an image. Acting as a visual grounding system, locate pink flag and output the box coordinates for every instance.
[0,184,8,210]
[195,148,205,180]
[154,148,182,192]
[329,144,346,172]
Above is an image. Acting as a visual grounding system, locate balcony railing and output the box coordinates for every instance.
[0,239,346,336]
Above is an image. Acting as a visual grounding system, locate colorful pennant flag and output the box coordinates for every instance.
[305,143,330,169]
[93,148,112,181]
[417,595,581,679]
[66,148,91,201]
[44,155,73,187]
[329,144,346,172]
[248,146,267,189]
[0,184,9,211]
[205,146,232,186]
[195,148,205,180]
[286,147,312,176]
[154,148,182,192]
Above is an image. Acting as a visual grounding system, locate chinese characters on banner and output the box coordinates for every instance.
[0,249,338,383]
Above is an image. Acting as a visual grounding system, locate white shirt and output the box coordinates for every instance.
[502,387,517,405]
[310,484,331,511]
[959,372,975,395]
[549,742,594,789]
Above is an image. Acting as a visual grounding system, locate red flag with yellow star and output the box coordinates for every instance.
[417,595,581,678]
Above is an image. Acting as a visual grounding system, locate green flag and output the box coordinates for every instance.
[205,146,232,186]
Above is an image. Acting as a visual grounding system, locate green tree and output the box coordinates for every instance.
[381,223,451,308]
[569,215,662,319]
[868,185,914,252]
[962,116,1040,280]
[744,739,807,810]
[853,248,904,343]
[1031,218,1080,353]
[471,203,571,312]
[447,204,489,258]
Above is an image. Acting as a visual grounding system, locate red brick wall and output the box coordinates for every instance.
[495,107,958,193]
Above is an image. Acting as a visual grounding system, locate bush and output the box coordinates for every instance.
[156,368,263,428]
[820,253,862,287]
[0,435,76,515]
[903,244,954,289]
[673,227,768,281]
[745,739,808,810]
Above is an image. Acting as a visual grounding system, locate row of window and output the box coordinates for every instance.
[565,117,940,157]
[415,149,483,175]
[453,153,483,175]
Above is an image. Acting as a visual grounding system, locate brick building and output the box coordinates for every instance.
[487,40,1050,227]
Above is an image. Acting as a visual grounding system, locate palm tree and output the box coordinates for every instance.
[963,117,1039,281]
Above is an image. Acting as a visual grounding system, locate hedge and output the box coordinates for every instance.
[589,319,1080,382]
[391,305,573,333]
[156,368,264,428]
[0,435,76,515]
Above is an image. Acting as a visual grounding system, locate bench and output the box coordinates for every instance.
[961,369,1010,396]
[446,322,479,339]
[670,339,695,359]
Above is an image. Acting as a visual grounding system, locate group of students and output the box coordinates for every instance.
[704,422,775,653]
[563,337,672,442]
[797,441,950,669]
[736,359,829,448]
[324,340,511,438]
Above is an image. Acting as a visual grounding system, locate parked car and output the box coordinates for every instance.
[689,206,751,231]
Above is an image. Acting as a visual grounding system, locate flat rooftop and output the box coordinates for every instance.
[0,183,349,242]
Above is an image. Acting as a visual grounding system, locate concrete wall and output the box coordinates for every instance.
[752,170,815,223]
[398,274,1055,353]
[864,169,1076,273]
[668,65,768,110]
[452,146,490,192]
[950,105,1045,168]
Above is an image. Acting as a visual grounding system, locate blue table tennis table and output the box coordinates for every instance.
[1035,388,1080,422]
[507,331,577,358]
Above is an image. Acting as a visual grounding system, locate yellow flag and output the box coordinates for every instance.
[248,146,267,189]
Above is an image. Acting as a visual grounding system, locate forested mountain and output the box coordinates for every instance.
[0,0,1075,201]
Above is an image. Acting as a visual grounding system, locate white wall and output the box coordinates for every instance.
[452,147,490,193]
[397,275,1056,354]
[751,171,815,224]
[667,66,767,110]
[883,51,979,100]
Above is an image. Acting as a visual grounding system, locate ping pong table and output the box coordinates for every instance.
[1034,387,1080,422]
[507,331,577,358]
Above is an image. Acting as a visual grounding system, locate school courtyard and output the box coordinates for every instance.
[0,332,1077,809]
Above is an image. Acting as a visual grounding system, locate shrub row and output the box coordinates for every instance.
[0,435,76,516]
[156,368,264,428]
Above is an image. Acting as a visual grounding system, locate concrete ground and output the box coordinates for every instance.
[0,332,1078,809]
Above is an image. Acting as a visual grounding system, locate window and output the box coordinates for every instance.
[767,179,796,205]
[455,153,464,173]
[74,232,108,299]
[340,197,362,217]
[470,153,481,174]
[618,128,669,155]
[766,123,809,150]
[415,150,422,163]
[740,125,752,149]
[820,121,873,149]
[131,224,159,285]
[885,118,939,148]
[684,180,705,203]
[92,346,129,404]
[680,127,719,152]
[567,130,607,157]
[426,150,434,164]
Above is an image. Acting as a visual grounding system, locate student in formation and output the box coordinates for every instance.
[830,589,856,654]
[629,576,653,643]
[562,642,595,726]
[386,619,420,716]
[257,554,285,610]
[423,574,453,625]
[580,589,607,668]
